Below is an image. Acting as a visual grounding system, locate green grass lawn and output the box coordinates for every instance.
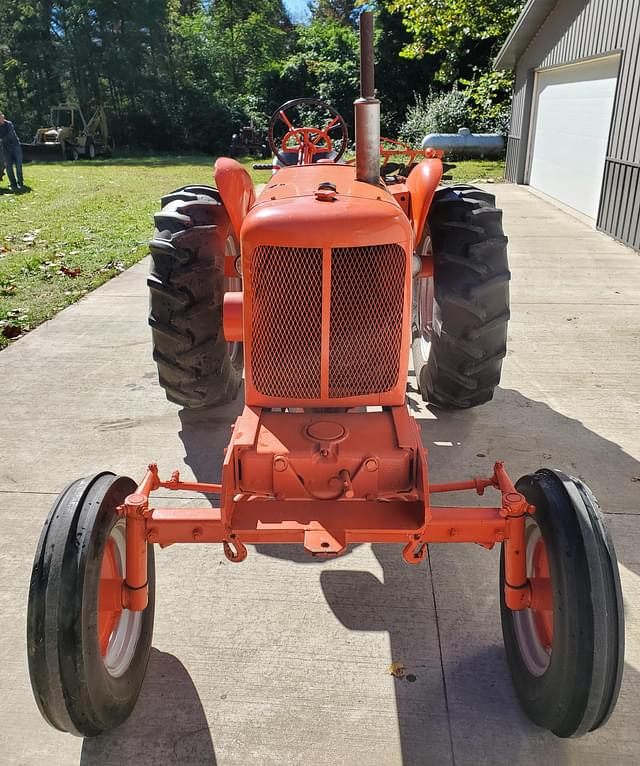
[0,155,504,348]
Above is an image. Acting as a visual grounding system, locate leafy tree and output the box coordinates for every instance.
[461,69,513,135]
[269,18,360,133]
[0,0,516,151]
[0,0,63,136]
[312,0,357,24]
[385,0,522,82]
[375,5,441,135]
[208,0,291,94]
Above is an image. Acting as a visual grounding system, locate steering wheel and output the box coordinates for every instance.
[268,98,349,166]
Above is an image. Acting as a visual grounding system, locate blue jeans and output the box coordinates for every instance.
[3,142,23,188]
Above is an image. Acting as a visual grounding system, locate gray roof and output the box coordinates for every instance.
[494,0,559,69]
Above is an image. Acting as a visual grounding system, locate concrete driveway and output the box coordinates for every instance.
[1,184,638,766]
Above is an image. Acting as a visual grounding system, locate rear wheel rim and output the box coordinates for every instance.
[416,276,434,359]
[415,235,437,360]
[97,519,143,678]
[513,518,554,676]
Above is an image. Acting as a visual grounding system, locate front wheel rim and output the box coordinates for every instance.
[512,518,554,676]
[97,519,143,678]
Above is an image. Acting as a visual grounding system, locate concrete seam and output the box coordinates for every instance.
[427,546,457,766]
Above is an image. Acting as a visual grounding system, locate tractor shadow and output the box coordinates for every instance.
[176,384,639,763]
[177,387,245,488]
[80,649,217,766]
[411,385,640,578]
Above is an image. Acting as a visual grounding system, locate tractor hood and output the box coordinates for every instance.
[241,164,412,251]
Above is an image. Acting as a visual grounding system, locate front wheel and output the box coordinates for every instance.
[27,473,156,737]
[500,470,624,737]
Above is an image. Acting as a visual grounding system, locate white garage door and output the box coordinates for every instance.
[528,56,620,219]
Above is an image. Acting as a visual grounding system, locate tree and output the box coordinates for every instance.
[0,0,63,136]
[270,17,360,134]
[385,0,522,82]
[375,5,441,134]
[312,0,357,24]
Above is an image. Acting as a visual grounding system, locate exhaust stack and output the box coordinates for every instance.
[355,11,380,185]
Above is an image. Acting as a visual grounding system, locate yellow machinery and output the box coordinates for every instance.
[22,105,112,162]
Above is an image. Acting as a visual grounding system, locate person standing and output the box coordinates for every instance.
[0,112,25,191]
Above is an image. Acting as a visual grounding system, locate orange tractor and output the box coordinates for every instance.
[28,12,623,741]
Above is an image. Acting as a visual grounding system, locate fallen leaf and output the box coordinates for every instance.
[60,266,81,277]
[2,324,22,339]
[388,661,406,678]
[100,260,126,274]
[0,285,17,295]
[21,229,41,245]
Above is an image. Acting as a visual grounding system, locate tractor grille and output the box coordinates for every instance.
[251,246,323,398]
[250,244,406,400]
[329,244,405,398]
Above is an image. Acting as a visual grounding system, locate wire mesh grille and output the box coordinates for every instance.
[329,244,405,398]
[250,245,323,398]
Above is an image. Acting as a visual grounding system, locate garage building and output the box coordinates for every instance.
[495,0,640,250]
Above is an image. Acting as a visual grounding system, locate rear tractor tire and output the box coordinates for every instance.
[500,470,624,737]
[149,185,243,409]
[412,184,510,408]
[27,473,156,737]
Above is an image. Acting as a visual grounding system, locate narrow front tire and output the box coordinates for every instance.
[500,470,624,737]
[27,473,156,737]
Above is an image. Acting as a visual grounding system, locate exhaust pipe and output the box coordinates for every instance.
[355,11,380,185]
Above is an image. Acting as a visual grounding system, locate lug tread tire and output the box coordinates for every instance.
[27,474,156,737]
[413,184,510,408]
[149,186,242,409]
[500,470,624,737]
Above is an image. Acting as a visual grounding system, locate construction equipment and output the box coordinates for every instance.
[229,125,269,159]
[21,104,112,162]
[27,11,624,742]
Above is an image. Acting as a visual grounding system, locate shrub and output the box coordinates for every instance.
[399,89,470,144]
[461,70,514,137]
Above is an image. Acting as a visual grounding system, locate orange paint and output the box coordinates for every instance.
[530,540,553,646]
[214,157,256,241]
[121,445,532,607]
[122,139,524,610]
[97,539,122,655]
[406,158,443,246]
[240,164,413,408]
[223,291,243,342]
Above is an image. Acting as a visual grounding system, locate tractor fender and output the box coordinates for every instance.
[406,158,443,247]
[214,157,256,240]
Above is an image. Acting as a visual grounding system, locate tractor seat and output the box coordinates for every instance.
[278,149,338,166]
